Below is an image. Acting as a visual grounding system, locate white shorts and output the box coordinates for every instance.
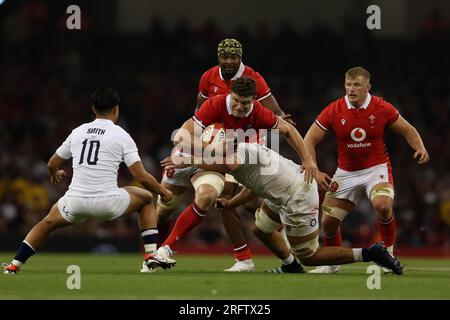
[161,150,203,187]
[265,181,319,237]
[57,188,130,224]
[162,165,202,187]
[327,163,393,205]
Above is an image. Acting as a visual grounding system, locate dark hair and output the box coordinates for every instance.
[231,76,256,97]
[91,87,120,114]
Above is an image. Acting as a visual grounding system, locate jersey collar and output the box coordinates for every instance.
[226,94,254,117]
[219,62,245,81]
[93,118,114,124]
[345,93,371,109]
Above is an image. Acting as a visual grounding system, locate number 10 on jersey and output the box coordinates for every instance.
[79,139,100,165]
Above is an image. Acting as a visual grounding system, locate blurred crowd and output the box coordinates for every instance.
[0,1,449,251]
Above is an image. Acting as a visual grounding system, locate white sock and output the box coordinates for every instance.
[144,244,157,254]
[352,248,363,262]
[12,259,23,267]
[282,254,295,265]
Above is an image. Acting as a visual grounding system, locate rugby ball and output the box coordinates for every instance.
[201,123,226,145]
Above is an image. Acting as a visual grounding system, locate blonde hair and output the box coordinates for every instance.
[345,66,371,80]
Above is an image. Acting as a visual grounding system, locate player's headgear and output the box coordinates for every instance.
[217,38,243,58]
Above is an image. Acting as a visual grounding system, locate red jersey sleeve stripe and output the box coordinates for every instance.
[192,116,206,128]
[315,119,328,131]
[199,91,209,99]
[257,91,272,101]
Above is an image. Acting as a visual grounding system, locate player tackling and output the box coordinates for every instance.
[162,142,403,275]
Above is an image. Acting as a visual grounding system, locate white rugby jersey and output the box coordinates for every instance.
[56,118,141,196]
[230,143,305,207]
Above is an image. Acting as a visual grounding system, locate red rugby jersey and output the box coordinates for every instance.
[193,95,278,138]
[315,94,399,171]
[198,63,271,101]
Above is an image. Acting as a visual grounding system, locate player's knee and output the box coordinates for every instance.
[142,190,153,204]
[195,185,218,210]
[373,201,392,220]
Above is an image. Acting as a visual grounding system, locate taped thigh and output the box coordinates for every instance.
[370,187,395,202]
[290,235,319,258]
[255,207,282,234]
[192,173,225,196]
[322,204,348,221]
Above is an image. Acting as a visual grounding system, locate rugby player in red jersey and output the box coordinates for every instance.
[157,39,294,272]
[155,76,316,272]
[305,67,429,273]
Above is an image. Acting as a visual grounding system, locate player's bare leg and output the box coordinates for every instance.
[370,182,396,272]
[309,197,354,274]
[25,205,72,249]
[221,181,255,272]
[3,204,72,274]
[159,172,223,253]
[123,186,176,272]
[156,182,187,245]
[252,202,304,273]
[287,230,402,275]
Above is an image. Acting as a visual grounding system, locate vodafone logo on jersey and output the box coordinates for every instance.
[350,128,366,142]
[347,128,371,148]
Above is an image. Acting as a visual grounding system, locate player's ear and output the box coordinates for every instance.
[367,82,372,91]
[92,106,97,116]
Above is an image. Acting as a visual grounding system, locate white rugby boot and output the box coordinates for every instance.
[308,265,341,274]
[140,261,156,273]
[143,247,176,271]
[156,245,175,260]
[224,259,255,272]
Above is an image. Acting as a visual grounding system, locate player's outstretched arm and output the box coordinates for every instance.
[276,117,316,183]
[47,153,67,184]
[128,161,172,201]
[304,122,327,164]
[389,116,430,164]
[160,152,237,175]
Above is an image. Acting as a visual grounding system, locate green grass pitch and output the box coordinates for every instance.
[1,253,449,299]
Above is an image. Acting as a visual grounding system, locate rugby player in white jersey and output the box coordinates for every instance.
[3,87,175,275]
[161,142,403,274]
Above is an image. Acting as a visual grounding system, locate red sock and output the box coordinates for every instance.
[234,244,252,261]
[323,229,342,247]
[157,219,173,246]
[377,215,396,247]
[162,202,207,248]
